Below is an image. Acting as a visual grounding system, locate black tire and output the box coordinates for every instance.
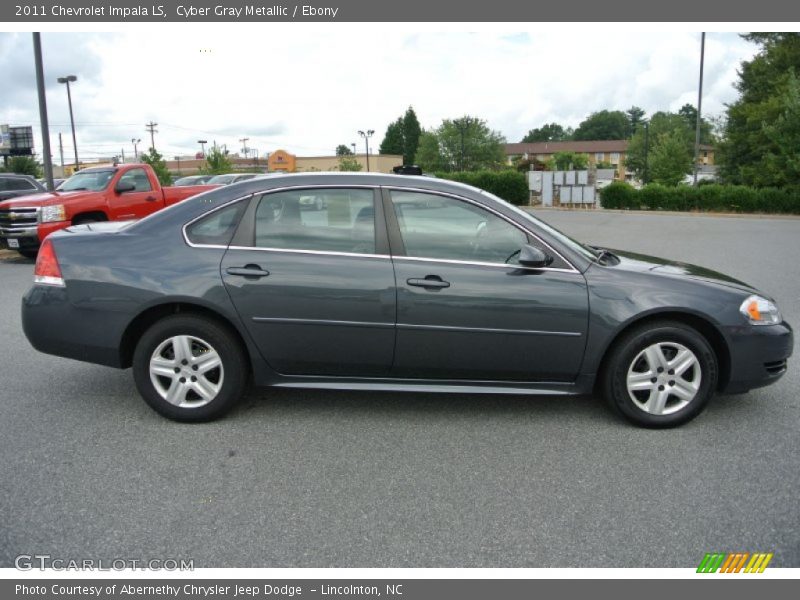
[18,248,38,259]
[132,315,248,422]
[601,320,718,428]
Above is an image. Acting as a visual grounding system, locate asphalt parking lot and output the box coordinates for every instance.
[0,210,798,568]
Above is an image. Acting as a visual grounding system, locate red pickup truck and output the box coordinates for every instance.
[0,163,218,258]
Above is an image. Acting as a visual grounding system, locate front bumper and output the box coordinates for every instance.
[722,321,794,394]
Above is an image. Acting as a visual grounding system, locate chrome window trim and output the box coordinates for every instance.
[183,183,580,275]
[384,185,580,273]
[228,245,390,260]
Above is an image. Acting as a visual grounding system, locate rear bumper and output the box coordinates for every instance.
[722,321,794,394]
[22,284,125,368]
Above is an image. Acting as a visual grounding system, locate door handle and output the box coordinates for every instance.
[226,265,270,278]
[145,195,157,201]
[407,276,450,289]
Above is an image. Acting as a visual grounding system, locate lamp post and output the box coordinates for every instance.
[197,139,207,157]
[693,32,706,187]
[351,143,356,156]
[643,121,650,185]
[131,138,141,160]
[358,129,374,171]
[57,75,78,171]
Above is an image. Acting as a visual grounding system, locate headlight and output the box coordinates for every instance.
[40,204,66,223]
[739,295,782,325]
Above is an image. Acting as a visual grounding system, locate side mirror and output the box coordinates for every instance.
[518,244,553,268]
[115,180,136,194]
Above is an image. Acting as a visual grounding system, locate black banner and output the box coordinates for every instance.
[4,579,798,600]
[3,0,799,22]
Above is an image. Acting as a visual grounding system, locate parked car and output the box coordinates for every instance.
[206,173,260,185]
[22,173,792,426]
[0,174,46,202]
[173,175,214,186]
[0,163,217,258]
[36,177,67,189]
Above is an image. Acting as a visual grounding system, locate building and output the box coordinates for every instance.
[505,140,630,180]
[268,150,403,174]
[505,140,716,182]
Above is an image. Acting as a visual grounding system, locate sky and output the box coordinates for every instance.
[0,29,758,164]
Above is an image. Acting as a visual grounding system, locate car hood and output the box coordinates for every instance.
[606,248,758,295]
[0,190,103,209]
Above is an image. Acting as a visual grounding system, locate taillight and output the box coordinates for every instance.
[34,238,65,287]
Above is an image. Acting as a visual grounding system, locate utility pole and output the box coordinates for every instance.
[693,32,706,187]
[131,138,141,160]
[239,137,249,159]
[121,147,125,162]
[58,133,65,171]
[145,121,158,151]
[33,33,55,190]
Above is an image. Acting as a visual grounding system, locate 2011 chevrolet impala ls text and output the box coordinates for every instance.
[21,173,793,427]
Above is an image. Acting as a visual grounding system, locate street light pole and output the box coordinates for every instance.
[57,74,78,171]
[358,130,374,171]
[643,121,650,185]
[693,32,706,187]
[131,138,141,160]
[351,143,356,156]
[198,139,207,157]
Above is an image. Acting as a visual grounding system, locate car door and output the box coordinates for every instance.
[220,186,397,376]
[385,188,589,382]
[108,167,160,220]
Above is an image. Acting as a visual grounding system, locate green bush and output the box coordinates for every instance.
[597,181,636,209]
[434,170,529,205]
[599,182,800,214]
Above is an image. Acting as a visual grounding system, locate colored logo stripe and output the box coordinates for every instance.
[697,552,773,573]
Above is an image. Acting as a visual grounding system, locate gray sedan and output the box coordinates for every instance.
[21,173,793,427]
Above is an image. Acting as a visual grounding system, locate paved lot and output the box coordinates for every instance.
[0,210,798,568]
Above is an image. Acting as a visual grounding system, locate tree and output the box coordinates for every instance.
[416,116,505,172]
[649,131,693,186]
[139,147,172,186]
[548,151,588,170]
[625,111,695,183]
[336,156,363,171]
[402,106,421,165]
[4,155,42,178]
[415,131,446,172]
[378,119,405,156]
[762,69,800,186]
[521,122,570,143]
[201,147,233,175]
[335,144,353,156]
[573,110,630,140]
[626,106,646,136]
[719,33,800,186]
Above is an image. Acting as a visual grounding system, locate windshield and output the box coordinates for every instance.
[480,191,599,262]
[207,174,235,184]
[59,170,115,192]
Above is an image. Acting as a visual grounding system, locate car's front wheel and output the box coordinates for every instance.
[602,320,718,428]
[132,315,248,421]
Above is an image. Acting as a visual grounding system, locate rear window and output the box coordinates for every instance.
[185,201,247,246]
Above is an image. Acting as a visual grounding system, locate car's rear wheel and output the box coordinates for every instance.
[132,315,248,422]
[602,320,718,428]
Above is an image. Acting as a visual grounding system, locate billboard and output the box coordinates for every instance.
[0,125,34,156]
